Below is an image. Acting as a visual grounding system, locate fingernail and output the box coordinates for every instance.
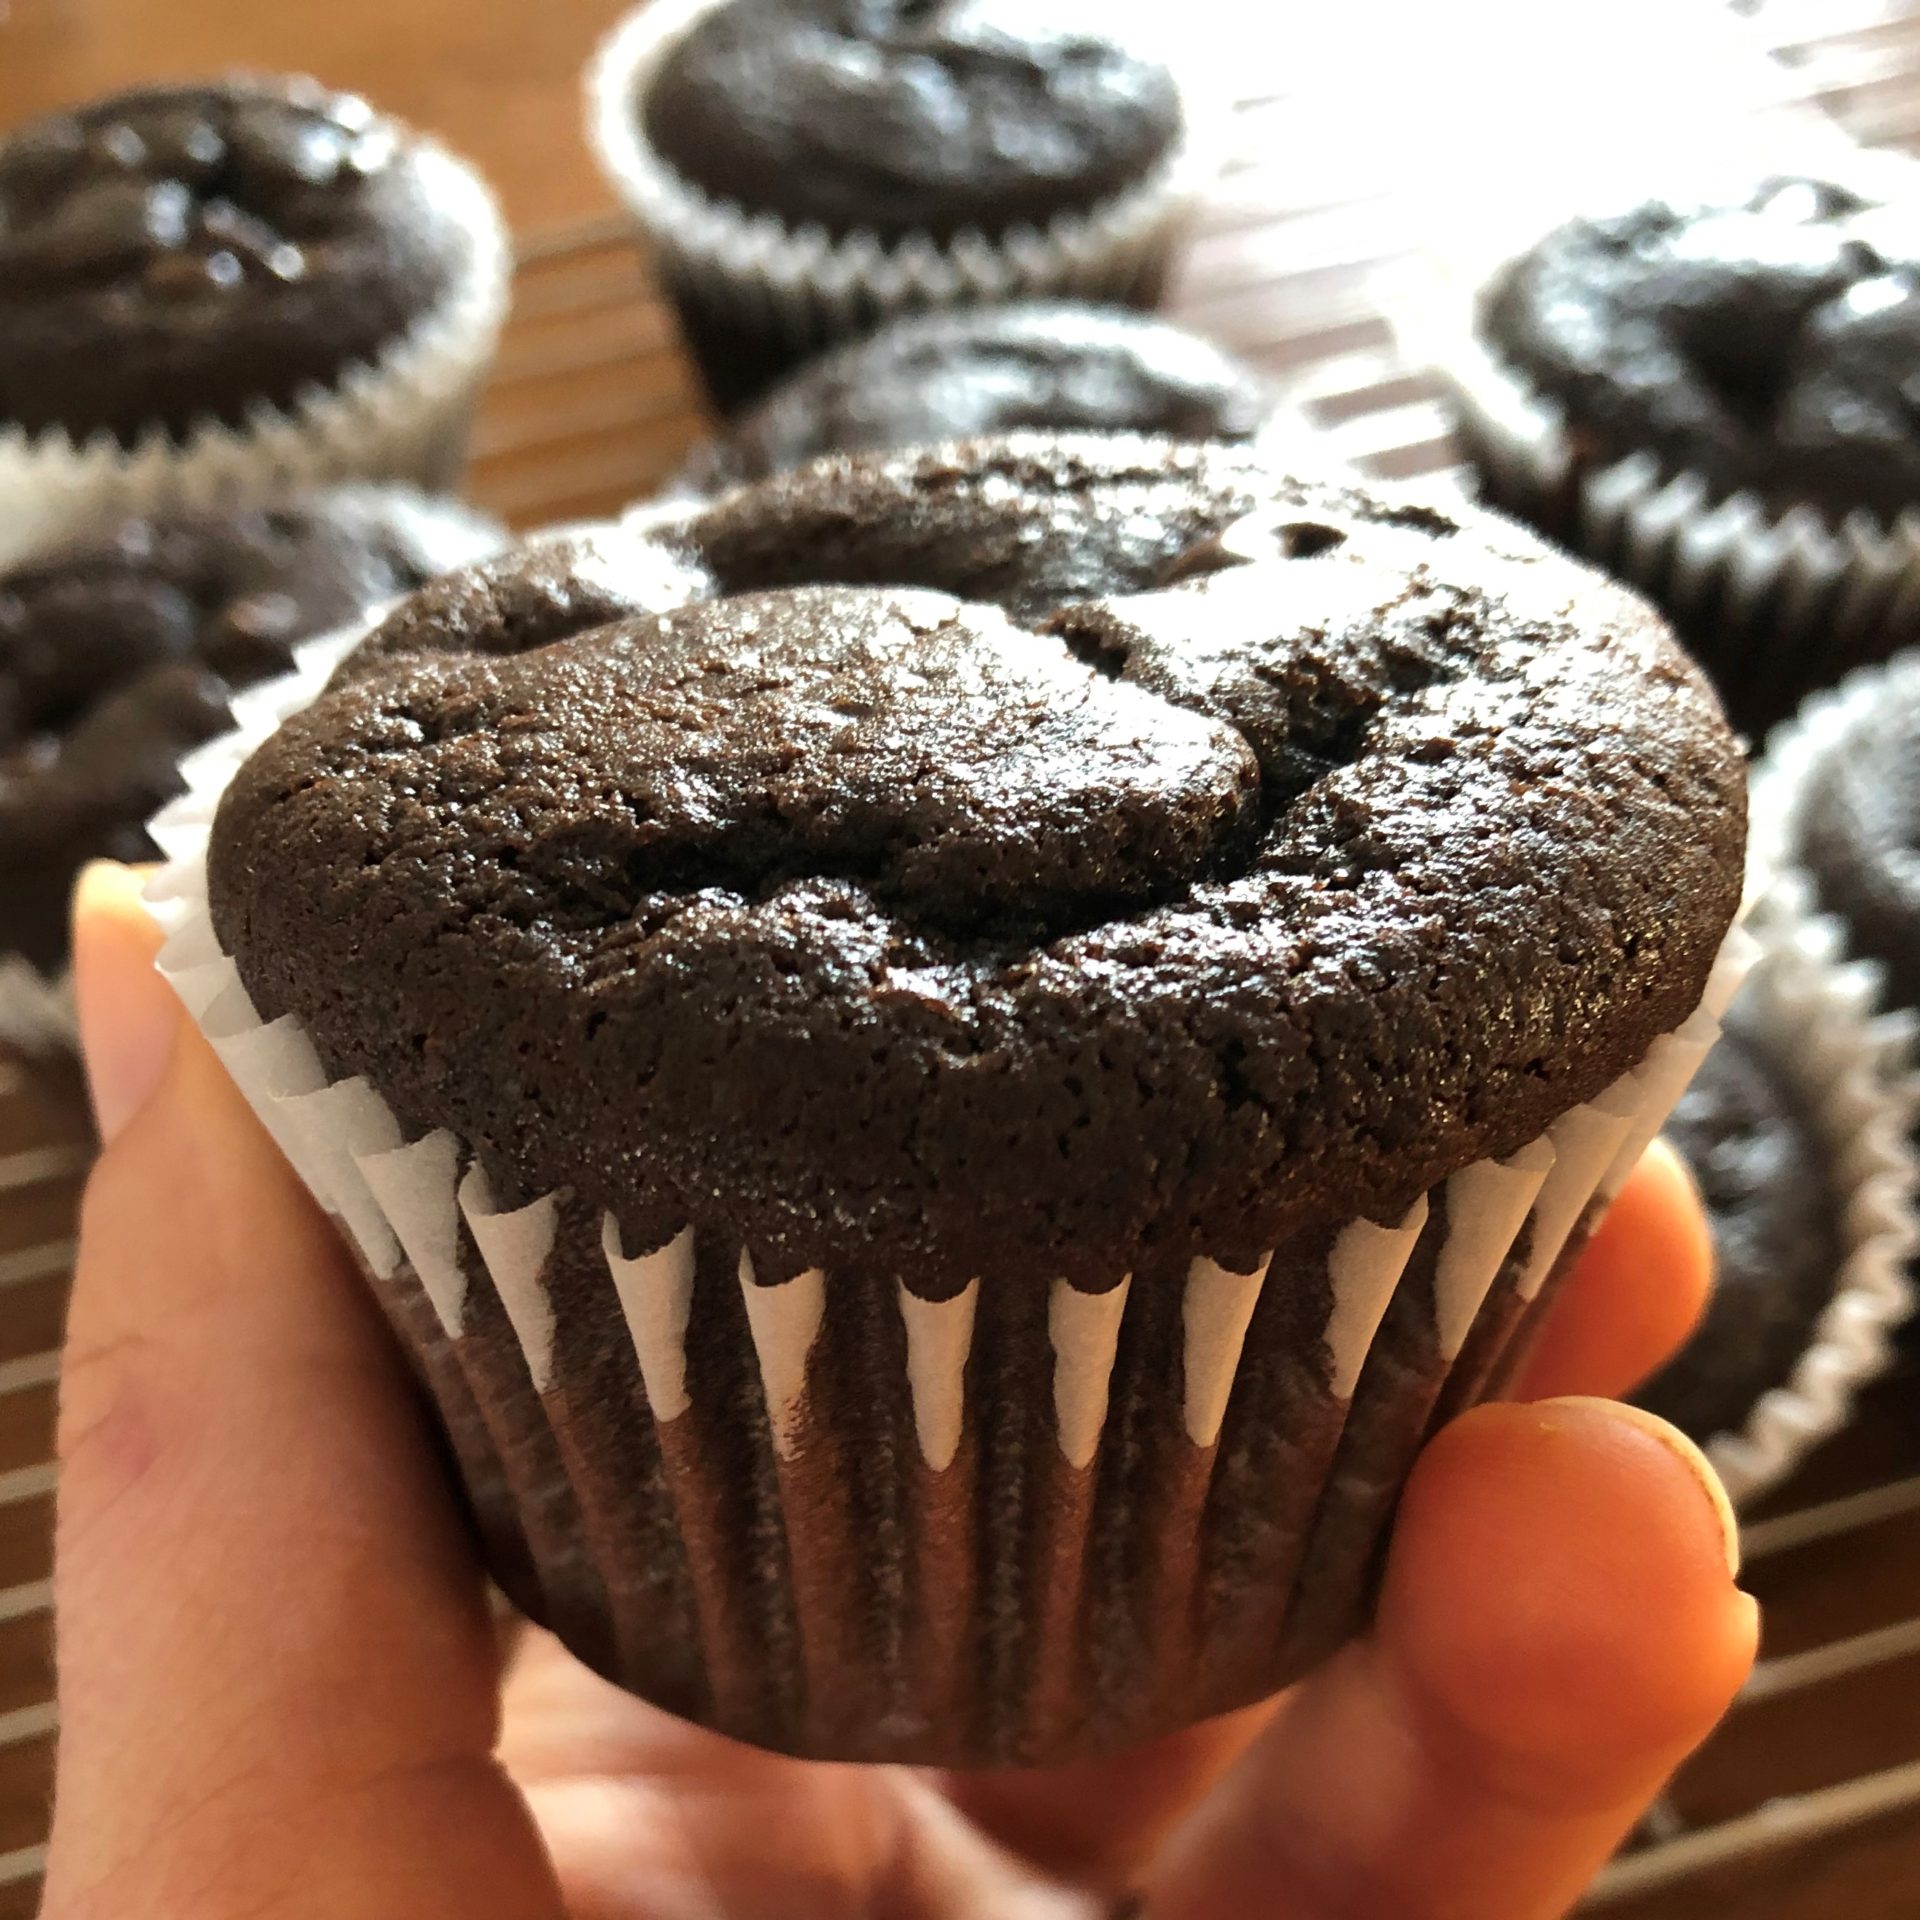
[72,862,178,1146]
[1548,1396,1742,1578]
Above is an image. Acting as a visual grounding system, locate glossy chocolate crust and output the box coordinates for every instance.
[639,0,1182,243]
[0,78,476,442]
[1636,1010,1843,1442]
[1795,659,1920,1012]
[208,435,1746,1296]
[0,488,500,969]
[1482,175,1920,521]
[679,300,1273,493]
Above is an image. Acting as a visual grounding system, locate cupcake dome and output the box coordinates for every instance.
[1481,175,1920,525]
[678,300,1274,493]
[0,485,500,975]
[0,79,487,444]
[170,436,1746,1763]
[639,0,1184,245]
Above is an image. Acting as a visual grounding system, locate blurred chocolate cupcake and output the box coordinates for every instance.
[676,300,1276,493]
[586,0,1209,411]
[0,485,500,1048]
[1432,158,1920,736]
[1761,653,1920,1017]
[148,436,1745,1764]
[1636,912,1917,1503]
[0,78,509,566]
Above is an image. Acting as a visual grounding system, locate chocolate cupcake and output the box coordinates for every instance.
[0,485,500,1049]
[0,78,509,567]
[1761,654,1920,1015]
[149,435,1747,1764]
[1429,158,1920,735]
[1636,914,1918,1502]
[586,0,1208,411]
[675,300,1275,493]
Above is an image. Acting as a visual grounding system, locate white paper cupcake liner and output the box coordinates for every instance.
[1679,895,1920,1507]
[139,590,1754,1763]
[0,121,511,573]
[1745,650,1920,923]
[584,0,1221,408]
[1401,147,1920,727]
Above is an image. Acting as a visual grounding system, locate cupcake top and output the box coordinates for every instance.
[1480,174,1920,521]
[678,301,1273,492]
[0,486,500,970]
[1791,654,1920,1011]
[639,0,1184,243]
[0,78,485,444]
[1635,1005,1844,1443]
[208,436,1745,1295]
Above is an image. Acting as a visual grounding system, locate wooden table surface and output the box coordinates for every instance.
[3,1,1920,1914]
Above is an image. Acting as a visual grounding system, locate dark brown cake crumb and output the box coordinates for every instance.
[209,435,1747,1294]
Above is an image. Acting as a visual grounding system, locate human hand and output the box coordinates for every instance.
[42,861,1755,1920]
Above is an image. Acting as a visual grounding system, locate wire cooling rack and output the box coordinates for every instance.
[1,3,1919,1913]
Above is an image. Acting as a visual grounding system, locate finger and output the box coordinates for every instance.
[1515,1139,1714,1401]
[940,1702,1276,1893]
[44,864,563,1920]
[1139,1397,1755,1920]
[70,861,178,1142]
[500,1628,1089,1920]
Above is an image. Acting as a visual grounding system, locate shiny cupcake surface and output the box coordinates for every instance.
[1481,174,1920,521]
[639,0,1184,242]
[206,436,1746,1296]
[0,488,501,970]
[0,78,478,441]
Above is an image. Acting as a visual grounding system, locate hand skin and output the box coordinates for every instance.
[42,862,1757,1920]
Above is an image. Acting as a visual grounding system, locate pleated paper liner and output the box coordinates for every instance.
[141,605,1753,1765]
[1690,903,1918,1504]
[583,0,1223,412]
[1399,144,1920,735]
[0,112,511,573]
[1714,660,1920,1502]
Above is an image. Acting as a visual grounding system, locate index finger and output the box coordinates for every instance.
[43,865,562,1920]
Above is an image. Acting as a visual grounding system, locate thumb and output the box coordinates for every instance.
[43,864,563,1920]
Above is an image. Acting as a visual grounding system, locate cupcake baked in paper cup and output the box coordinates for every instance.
[584,0,1219,413]
[142,435,1749,1764]
[1635,897,1919,1506]
[0,485,505,1055]
[0,78,510,570]
[1408,145,1920,736]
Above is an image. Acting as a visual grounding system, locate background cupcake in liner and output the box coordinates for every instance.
[1635,895,1919,1506]
[0,485,503,1053]
[138,444,1750,1765]
[0,77,511,571]
[584,0,1221,413]
[1405,142,1920,738]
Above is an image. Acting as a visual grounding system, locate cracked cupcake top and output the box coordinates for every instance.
[639,0,1183,243]
[1481,174,1920,521]
[208,436,1745,1293]
[0,78,482,442]
[0,486,501,970]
